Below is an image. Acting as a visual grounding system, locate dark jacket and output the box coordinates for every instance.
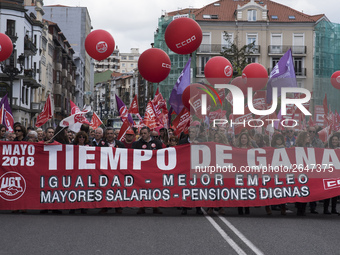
[132,138,163,150]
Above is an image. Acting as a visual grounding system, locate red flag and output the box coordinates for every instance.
[308,116,314,127]
[70,100,90,124]
[4,110,14,132]
[117,119,132,142]
[318,126,331,143]
[90,112,103,129]
[144,100,158,129]
[128,95,139,114]
[36,94,53,127]
[172,107,191,137]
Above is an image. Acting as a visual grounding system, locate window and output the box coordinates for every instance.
[222,32,233,50]
[289,16,296,20]
[6,20,16,36]
[271,15,278,20]
[248,10,256,21]
[247,57,257,63]
[56,71,61,84]
[199,56,210,75]
[294,57,303,75]
[129,56,134,60]
[247,33,257,45]
[199,32,211,52]
[270,34,282,53]
[293,33,304,54]
[271,57,280,68]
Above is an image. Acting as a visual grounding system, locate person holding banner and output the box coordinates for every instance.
[122,129,136,149]
[91,127,107,147]
[13,124,27,142]
[132,126,163,215]
[323,134,339,215]
[105,127,125,149]
[295,131,311,216]
[179,126,204,215]
[236,132,253,215]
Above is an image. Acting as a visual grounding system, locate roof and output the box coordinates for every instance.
[94,70,113,84]
[44,5,71,7]
[167,0,325,23]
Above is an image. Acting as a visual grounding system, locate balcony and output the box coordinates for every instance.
[24,37,38,55]
[54,84,62,95]
[30,102,41,113]
[62,69,67,77]
[268,45,307,55]
[245,45,261,55]
[198,44,225,54]
[267,67,307,77]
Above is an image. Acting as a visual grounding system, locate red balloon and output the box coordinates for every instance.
[0,33,13,62]
[204,56,233,85]
[85,30,115,61]
[165,17,202,55]
[331,71,340,90]
[242,63,268,91]
[231,76,247,96]
[138,48,171,83]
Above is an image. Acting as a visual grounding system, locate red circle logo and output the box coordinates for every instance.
[0,172,26,201]
[142,145,147,149]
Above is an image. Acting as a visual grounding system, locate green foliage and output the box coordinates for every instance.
[220,31,257,75]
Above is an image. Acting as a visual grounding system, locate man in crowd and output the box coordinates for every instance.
[308,125,324,148]
[179,126,203,215]
[122,129,135,149]
[285,127,296,148]
[132,126,163,214]
[91,127,106,146]
[105,127,125,148]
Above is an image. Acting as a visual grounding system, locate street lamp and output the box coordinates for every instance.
[0,52,25,110]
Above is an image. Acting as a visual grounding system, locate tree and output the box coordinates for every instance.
[220,31,257,75]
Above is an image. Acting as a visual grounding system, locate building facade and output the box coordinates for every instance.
[43,5,92,108]
[155,0,340,113]
[0,0,43,127]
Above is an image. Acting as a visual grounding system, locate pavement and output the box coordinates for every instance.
[0,204,339,255]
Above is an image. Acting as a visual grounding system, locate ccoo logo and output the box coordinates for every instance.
[0,172,26,201]
[96,41,108,53]
[224,65,233,77]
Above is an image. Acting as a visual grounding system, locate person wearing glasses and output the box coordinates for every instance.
[13,124,27,141]
[73,131,90,146]
[308,126,324,148]
[284,127,296,148]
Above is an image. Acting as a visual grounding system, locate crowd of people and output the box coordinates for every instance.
[1,121,339,217]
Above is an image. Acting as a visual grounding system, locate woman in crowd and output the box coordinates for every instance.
[295,131,311,216]
[235,132,252,215]
[0,124,6,141]
[73,131,90,146]
[254,133,266,148]
[54,125,70,144]
[168,128,174,138]
[214,132,229,145]
[323,134,339,215]
[168,135,179,147]
[13,124,27,141]
[159,127,168,147]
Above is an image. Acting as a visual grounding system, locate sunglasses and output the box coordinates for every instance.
[15,129,22,132]
[79,136,85,138]
[287,130,294,133]
[152,136,158,138]
[309,131,316,133]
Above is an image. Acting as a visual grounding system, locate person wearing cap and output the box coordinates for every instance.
[122,129,136,149]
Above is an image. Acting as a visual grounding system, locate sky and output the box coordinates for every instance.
[43,0,339,53]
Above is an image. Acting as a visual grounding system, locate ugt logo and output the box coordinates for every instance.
[201,84,312,116]
[0,172,26,201]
